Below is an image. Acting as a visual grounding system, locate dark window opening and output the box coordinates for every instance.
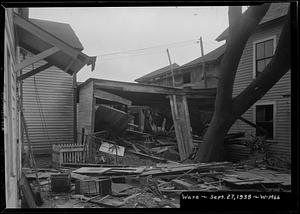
[182,72,191,84]
[256,104,274,139]
[255,39,274,78]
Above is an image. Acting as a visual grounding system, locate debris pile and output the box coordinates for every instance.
[21,158,291,208]
[20,102,291,208]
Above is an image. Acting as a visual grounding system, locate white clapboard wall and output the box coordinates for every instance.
[22,58,75,154]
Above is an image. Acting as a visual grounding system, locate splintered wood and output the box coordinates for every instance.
[169,95,194,161]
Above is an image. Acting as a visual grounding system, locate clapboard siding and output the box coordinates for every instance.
[4,8,22,207]
[78,80,95,138]
[229,19,291,160]
[22,59,75,154]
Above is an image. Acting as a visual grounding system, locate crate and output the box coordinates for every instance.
[52,144,86,167]
[75,179,112,196]
[50,173,71,193]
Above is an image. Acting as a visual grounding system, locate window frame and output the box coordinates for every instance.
[182,72,191,84]
[253,100,276,140]
[252,36,276,79]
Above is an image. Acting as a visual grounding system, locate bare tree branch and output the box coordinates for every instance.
[216,4,271,116]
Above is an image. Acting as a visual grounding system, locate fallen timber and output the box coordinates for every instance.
[70,161,232,177]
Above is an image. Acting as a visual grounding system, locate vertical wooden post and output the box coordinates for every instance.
[73,73,77,144]
[168,95,193,160]
[166,49,175,87]
[199,37,207,88]
[81,128,85,145]
[139,110,145,132]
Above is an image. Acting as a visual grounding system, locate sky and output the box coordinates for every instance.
[29,7,232,83]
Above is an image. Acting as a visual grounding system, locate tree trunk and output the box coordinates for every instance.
[195,4,291,163]
[195,114,235,162]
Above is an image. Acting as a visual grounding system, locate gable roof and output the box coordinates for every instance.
[135,43,226,82]
[15,13,96,75]
[135,63,180,82]
[29,18,84,50]
[178,43,226,69]
[216,3,290,42]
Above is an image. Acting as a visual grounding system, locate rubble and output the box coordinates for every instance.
[21,98,291,208]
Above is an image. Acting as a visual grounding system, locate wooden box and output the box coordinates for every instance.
[75,179,112,196]
[50,173,71,193]
[52,144,85,167]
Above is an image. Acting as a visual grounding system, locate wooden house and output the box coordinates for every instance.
[3,8,95,207]
[135,44,226,89]
[216,3,291,160]
[77,78,216,161]
[21,18,88,154]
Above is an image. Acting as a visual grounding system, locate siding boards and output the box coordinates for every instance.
[78,80,95,138]
[22,59,74,154]
[229,20,291,160]
[4,8,21,207]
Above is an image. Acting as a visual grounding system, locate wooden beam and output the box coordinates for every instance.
[92,79,184,95]
[15,46,60,72]
[64,56,77,73]
[94,89,132,106]
[238,116,268,136]
[185,94,216,99]
[17,63,52,81]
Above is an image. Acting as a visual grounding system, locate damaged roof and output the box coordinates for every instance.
[30,18,84,50]
[135,43,226,82]
[178,43,226,70]
[135,63,180,82]
[216,3,290,42]
[14,13,96,75]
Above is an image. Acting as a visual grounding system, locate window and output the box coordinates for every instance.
[254,37,275,78]
[182,72,191,84]
[255,104,275,139]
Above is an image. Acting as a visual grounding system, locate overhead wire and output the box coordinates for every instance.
[97,38,199,57]
[93,38,220,62]
[98,40,200,62]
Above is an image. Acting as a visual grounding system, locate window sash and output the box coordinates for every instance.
[255,104,274,139]
[255,38,274,78]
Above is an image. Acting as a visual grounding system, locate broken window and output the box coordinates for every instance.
[255,104,274,139]
[255,38,275,78]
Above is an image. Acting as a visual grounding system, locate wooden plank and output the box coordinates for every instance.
[171,179,194,190]
[78,80,94,137]
[169,95,193,160]
[92,79,184,95]
[17,63,52,81]
[15,47,60,72]
[19,173,37,208]
[73,167,111,174]
[139,110,145,132]
[71,172,91,181]
[94,89,132,106]
[127,150,167,162]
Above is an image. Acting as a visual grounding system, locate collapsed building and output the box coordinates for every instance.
[3,4,292,209]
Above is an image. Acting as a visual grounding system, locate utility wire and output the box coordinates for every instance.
[95,38,219,59]
[98,41,198,62]
[97,39,198,57]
